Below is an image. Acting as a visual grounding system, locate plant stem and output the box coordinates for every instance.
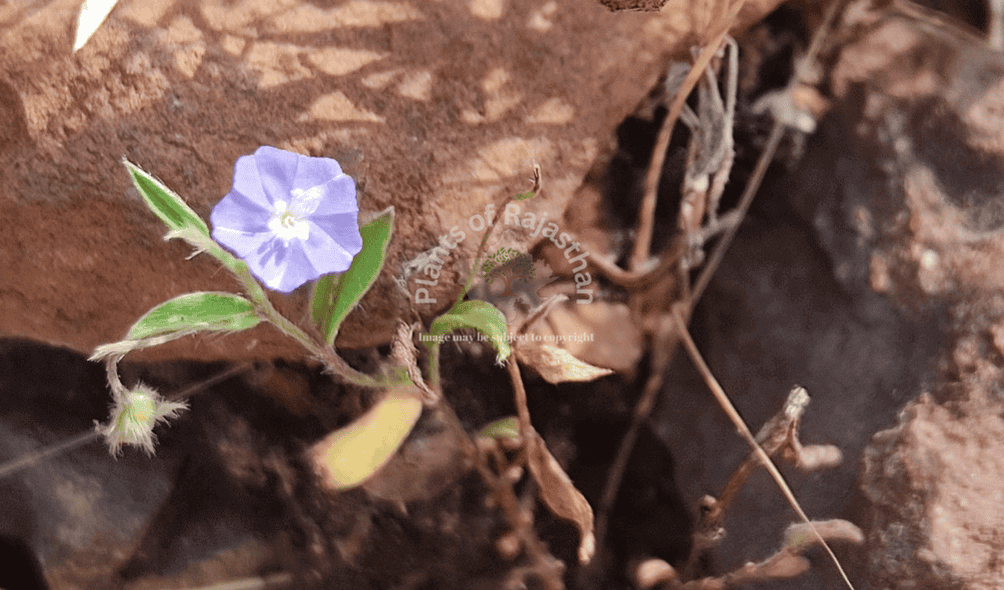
[427,341,442,390]
[203,240,392,389]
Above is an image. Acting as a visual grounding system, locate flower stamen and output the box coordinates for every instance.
[269,199,310,243]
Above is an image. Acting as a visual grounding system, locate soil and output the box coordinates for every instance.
[3,1,1004,590]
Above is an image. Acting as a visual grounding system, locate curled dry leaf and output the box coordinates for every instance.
[784,519,864,551]
[542,302,643,374]
[701,519,862,587]
[516,342,614,385]
[752,553,812,580]
[741,519,863,582]
[525,429,595,564]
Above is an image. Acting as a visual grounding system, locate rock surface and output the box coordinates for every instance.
[863,379,1004,590]
[0,0,781,363]
[793,4,1004,589]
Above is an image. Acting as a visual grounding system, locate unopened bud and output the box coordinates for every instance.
[97,383,188,457]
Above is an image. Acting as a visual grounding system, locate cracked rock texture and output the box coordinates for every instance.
[0,0,780,362]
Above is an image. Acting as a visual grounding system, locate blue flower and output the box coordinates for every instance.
[211,146,363,292]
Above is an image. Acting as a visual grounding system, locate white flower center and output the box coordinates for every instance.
[269,199,310,242]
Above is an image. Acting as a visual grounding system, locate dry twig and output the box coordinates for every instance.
[629,0,747,273]
[635,519,862,589]
[671,308,855,589]
[592,1,846,567]
[683,385,843,577]
[474,438,566,590]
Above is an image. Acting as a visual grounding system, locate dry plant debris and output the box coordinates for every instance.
[634,519,863,589]
[515,342,614,384]
[564,0,863,587]
[507,349,597,566]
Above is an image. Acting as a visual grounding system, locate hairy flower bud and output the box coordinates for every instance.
[97,383,188,456]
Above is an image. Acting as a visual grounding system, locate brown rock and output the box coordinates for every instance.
[863,386,1004,590]
[0,0,782,363]
[818,6,1004,587]
[787,0,1004,306]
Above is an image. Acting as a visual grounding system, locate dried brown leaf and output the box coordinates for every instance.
[516,342,614,384]
[526,430,595,564]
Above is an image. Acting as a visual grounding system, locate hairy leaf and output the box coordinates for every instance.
[127,292,260,340]
[123,159,210,240]
[429,300,510,363]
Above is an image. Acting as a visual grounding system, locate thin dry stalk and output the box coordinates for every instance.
[474,443,565,590]
[683,386,842,578]
[594,114,778,568]
[455,164,543,308]
[671,308,855,589]
[690,122,783,302]
[638,519,861,589]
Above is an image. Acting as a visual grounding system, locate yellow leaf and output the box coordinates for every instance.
[307,386,423,490]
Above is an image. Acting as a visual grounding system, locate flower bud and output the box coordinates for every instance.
[97,383,188,456]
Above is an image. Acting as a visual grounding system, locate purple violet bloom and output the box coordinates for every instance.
[211,146,363,293]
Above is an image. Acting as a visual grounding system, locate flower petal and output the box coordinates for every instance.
[311,212,363,250]
[254,146,300,204]
[210,192,272,234]
[212,146,364,292]
[212,225,276,259]
[229,154,274,211]
[301,215,362,275]
[293,156,344,195]
[311,175,358,216]
[211,193,276,259]
[289,185,326,218]
[246,236,318,293]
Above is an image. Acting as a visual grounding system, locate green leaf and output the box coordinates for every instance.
[478,416,520,441]
[123,158,210,240]
[314,207,395,346]
[428,300,511,363]
[127,292,261,340]
[310,274,341,326]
